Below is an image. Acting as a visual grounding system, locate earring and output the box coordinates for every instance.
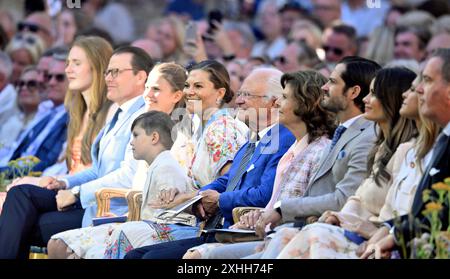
[216,99,222,105]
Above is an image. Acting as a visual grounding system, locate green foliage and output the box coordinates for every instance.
[0,156,42,192]
[409,178,450,259]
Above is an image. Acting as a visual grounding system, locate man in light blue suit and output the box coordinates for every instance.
[0,46,153,259]
[124,68,296,259]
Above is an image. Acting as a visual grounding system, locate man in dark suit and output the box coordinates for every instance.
[124,68,296,259]
[361,48,450,259]
[0,52,68,176]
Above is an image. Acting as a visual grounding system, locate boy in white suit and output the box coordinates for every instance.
[47,111,190,259]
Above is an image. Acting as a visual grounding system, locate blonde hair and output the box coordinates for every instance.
[64,36,113,170]
[153,62,187,110]
[6,33,45,64]
[415,109,440,171]
[161,16,188,65]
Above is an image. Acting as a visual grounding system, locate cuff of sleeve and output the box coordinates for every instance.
[382,222,392,230]
[60,178,70,189]
[389,225,401,246]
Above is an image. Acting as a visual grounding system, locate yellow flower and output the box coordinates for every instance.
[444,177,450,185]
[432,182,450,192]
[29,171,42,177]
[425,202,443,212]
[30,156,40,164]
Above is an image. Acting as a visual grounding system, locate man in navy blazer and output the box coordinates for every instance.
[0,54,68,176]
[124,68,295,259]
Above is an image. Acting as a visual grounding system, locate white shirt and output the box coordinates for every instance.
[0,84,18,124]
[118,95,141,122]
[443,121,450,137]
[341,114,364,129]
[255,123,275,148]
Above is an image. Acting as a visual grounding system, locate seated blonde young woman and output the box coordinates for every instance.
[6,36,114,187]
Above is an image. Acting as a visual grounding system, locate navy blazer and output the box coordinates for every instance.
[1,113,68,176]
[32,113,68,172]
[201,124,295,228]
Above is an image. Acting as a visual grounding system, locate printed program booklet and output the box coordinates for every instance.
[154,194,203,221]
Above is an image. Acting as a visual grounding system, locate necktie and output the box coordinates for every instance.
[226,141,257,192]
[204,135,258,230]
[329,125,347,151]
[10,113,53,160]
[105,108,122,135]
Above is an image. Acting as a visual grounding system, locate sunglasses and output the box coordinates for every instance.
[323,45,343,56]
[15,80,41,91]
[17,22,42,33]
[45,73,66,82]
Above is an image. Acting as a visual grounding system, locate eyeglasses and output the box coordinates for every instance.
[14,34,37,45]
[323,45,343,56]
[236,90,266,99]
[103,68,134,79]
[15,80,41,91]
[45,73,66,82]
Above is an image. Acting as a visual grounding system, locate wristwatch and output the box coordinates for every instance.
[70,186,80,199]
[389,225,400,245]
[273,200,282,217]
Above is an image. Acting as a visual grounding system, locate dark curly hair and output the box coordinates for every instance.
[280,70,336,143]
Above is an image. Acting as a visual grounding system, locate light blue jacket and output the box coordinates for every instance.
[64,97,146,226]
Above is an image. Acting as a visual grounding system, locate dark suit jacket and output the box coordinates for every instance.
[391,131,450,247]
[31,113,68,172]
[201,124,295,228]
[1,113,68,176]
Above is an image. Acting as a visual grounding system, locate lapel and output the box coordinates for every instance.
[98,98,145,160]
[33,113,68,152]
[412,134,450,216]
[309,117,373,186]
[249,124,280,166]
[91,128,104,165]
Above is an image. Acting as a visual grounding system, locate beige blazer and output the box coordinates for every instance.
[140,150,190,221]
